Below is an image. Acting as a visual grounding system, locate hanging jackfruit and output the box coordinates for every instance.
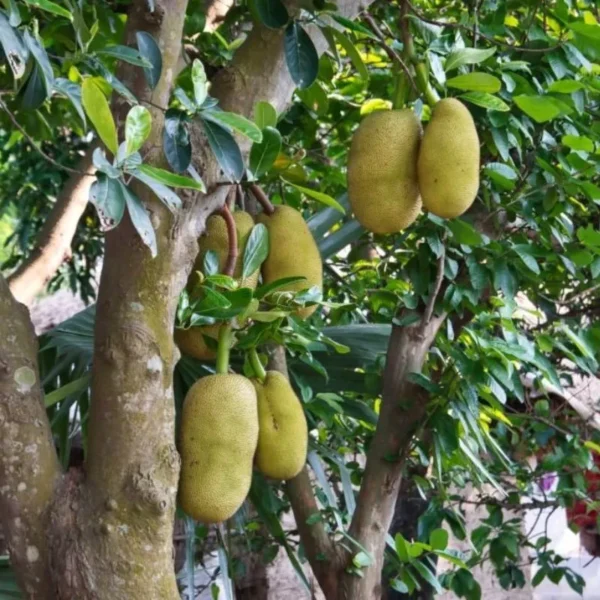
[257,206,322,319]
[179,374,259,523]
[417,98,480,219]
[347,109,422,234]
[252,371,308,481]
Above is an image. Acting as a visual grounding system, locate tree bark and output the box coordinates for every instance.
[0,276,61,598]
[338,315,446,599]
[7,150,96,306]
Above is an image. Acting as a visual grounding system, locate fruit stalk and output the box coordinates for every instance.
[249,347,267,383]
[249,183,275,216]
[216,323,232,374]
[218,201,238,278]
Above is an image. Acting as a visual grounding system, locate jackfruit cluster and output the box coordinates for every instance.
[348,98,480,231]
[179,369,308,523]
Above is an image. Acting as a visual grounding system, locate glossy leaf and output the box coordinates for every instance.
[191,59,208,107]
[0,12,26,79]
[19,65,47,109]
[136,31,162,90]
[130,168,182,211]
[284,181,345,213]
[445,47,496,71]
[23,0,72,19]
[202,118,244,182]
[163,109,191,172]
[23,30,54,95]
[284,22,318,90]
[446,72,501,93]
[97,45,151,68]
[125,105,152,156]
[329,27,368,81]
[202,110,263,143]
[249,126,281,178]
[53,78,86,124]
[136,164,204,192]
[460,92,510,111]
[88,173,125,231]
[254,101,277,129]
[119,181,157,257]
[252,0,289,29]
[81,77,118,153]
[514,95,564,123]
[242,223,269,281]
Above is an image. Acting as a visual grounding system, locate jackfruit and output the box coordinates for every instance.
[176,211,258,361]
[179,374,259,523]
[252,371,308,480]
[257,206,322,319]
[417,98,480,219]
[174,324,220,361]
[347,109,422,234]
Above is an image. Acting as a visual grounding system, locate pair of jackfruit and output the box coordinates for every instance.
[348,98,480,233]
[175,205,323,360]
[179,370,308,523]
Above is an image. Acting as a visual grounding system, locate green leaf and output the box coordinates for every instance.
[411,560,443,593]
[202,118,244,182]
[255,276,307,299]
[97,45,151,68]
[89,173,125,230]
[547,79,585,93]
[136,31,162,90]
[163,109,191,173]
[44,374,90,408]
[23,30,54,95]
[446,72,501,93]
[23,0,72,19]
[284,181,345,213]
[252,0,289,29]
[395,533,410,562]
[513,244,540,274]
[82,77,118,154]
[430,528,449,551]
[284,21,318,90]
[319,220,363,258]
[125,105,152,156]
[514,95,564,123]
[352,551,372,568]
[19,64,47,109]
[92,147,120,178]
[242,223,269,281]
[459,91,509,111]
[329,27,369,81]
[136,164,204,192]
[250,126,282,178]
[202,110,263,143]
[254,101,277,129]
[119,181,157,257]
[129,168,182,211]
[191,59,208,106]
[562,134,594,152]
[0,12,27,79]
[53,78,85,125]
[445,47,496,71]
[86,57,137,105]
[447,220,483,246]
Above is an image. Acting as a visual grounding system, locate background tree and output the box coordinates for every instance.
[1,0,600,599]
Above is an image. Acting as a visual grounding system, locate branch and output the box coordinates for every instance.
[0,275,60,597]
[248,183,275,216]
[219,197,238,277]
[362,13,418,97]
[267,344,341,598]
[7,148,96,306]
[422,242,445,326]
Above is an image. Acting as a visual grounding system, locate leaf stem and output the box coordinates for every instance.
[249,183,275,216]
[219,197,238,277]
[249,348,267,382]
[216,323,233,375]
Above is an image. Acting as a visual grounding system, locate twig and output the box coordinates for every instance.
[248,183,275,216]
[422,242,445,326]
[362,13,418,97]
[0,99,95,177]
[405,0,564,53]
[219,193,238,277]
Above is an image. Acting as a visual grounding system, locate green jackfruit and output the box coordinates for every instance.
[347,109,422,234]
[176,211,258,361]
[257,206,322,319]
[252,371,308,480]
[417,98,480,219]
[179,374,258,523]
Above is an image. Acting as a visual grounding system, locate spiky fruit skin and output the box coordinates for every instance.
[179,374,259,524]
[196,210,259,288]
[347,109,422,234]
[252,371,308,481]
[417,98,480,219]
[174,324,220,361]
[257,206,322,319]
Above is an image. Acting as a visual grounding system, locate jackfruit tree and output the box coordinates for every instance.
[0,0,600,599]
